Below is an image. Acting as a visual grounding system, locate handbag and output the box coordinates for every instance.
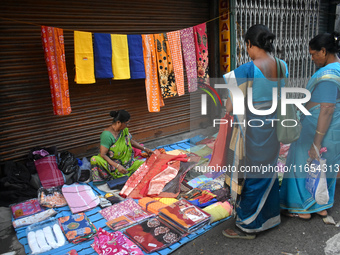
[275,57,302,144]
[305,143,329,205]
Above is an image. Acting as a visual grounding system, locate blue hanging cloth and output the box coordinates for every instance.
[127,34,146,79]
[93,33,113,79]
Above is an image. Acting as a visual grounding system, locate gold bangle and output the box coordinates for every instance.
[316,130,326,136]
[143,147,146,151]
[116,164,120,168]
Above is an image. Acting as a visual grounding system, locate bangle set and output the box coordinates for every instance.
[316,130,326,136]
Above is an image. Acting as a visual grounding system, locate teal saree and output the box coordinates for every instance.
[280,62,340,213]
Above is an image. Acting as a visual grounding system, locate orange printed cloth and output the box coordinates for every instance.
[154,33,177,98]
[193,23,210,86]
[41,26,71,115]
[141,34,164,112]
[138,197,167,215]
[166,31,185,96]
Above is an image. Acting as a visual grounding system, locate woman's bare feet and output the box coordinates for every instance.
[316,210,327,217]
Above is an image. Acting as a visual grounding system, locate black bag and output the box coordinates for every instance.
[0,161,37,207]
[58,151,80,184]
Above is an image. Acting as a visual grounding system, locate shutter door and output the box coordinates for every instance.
[0,0,211,162]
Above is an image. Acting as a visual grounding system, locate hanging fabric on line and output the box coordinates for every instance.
[74,31,96,84]
[194,23,210,86]
[154,33,177,98]
[127,34,146,79]
[111,34,131,80]
[41,26,71,115]
[167,30,185,96]
[180,27,198,92]
[142,34,164,112]
[93,33,113,79]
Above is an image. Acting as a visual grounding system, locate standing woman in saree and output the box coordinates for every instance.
[91,110,153,185]
[222,24,288,239]
[280,32,340,220]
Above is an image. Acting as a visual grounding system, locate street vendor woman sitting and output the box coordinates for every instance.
[91,110,153,185]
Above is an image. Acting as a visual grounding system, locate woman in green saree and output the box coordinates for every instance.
[91,110,153,185]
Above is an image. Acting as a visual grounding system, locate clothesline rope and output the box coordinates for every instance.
[0,12,229,34]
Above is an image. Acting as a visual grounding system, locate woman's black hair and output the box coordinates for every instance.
[110,110,130,123]
[309,32,340,54]
[244,24,276,52]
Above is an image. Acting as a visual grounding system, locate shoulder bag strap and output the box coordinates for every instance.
[275,57,282,99]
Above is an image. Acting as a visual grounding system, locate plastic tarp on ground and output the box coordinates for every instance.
[15,137,230,255]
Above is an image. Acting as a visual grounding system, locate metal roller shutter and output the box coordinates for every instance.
[0,0,212,162]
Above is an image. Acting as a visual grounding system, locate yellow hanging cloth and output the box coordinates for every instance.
[74,31,95,84]
[111,34,131,80]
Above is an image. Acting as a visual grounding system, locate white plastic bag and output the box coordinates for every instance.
[80,157,91,170]
[305,143,329,205]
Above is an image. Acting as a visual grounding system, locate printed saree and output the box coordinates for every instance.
[154,33,177,98]
[142,34,164,112]
[166,30,185,96]
[193,23,209,86]
[223,61,283,233]
[41,26,71,115]
[90,128,144,185]
[180,27,197,92]
[280,62,340,214]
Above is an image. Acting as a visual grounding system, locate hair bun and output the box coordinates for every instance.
[259,32,275,52]
[110,111,118,118]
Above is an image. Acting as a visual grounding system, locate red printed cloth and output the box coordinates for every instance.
[124,217,182,253]
[41,26,71,115]
[121,150,188,199]
[208,113,233,170]
[99,198,141,221]
[147,160,181,196]
[92,228,143,255]
[180,27,197,92]
[193,23,209,86]
[34,155,64,188]
[158,199,211,233]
